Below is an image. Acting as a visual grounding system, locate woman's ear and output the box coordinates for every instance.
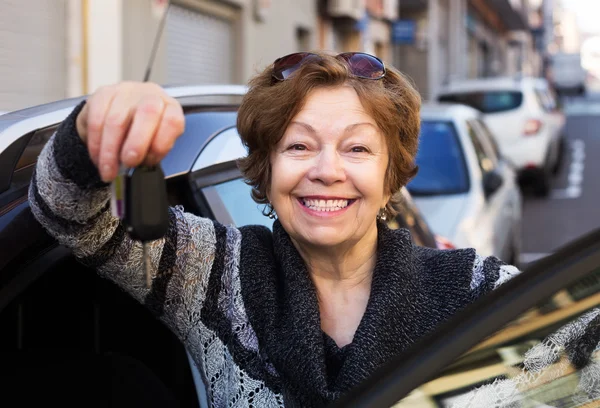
[382,192,392,209]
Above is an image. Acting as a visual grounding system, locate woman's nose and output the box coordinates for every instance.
[308,149,346,185]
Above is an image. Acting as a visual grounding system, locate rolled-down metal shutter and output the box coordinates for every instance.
[0,0,67,111]
[166,5,234,85]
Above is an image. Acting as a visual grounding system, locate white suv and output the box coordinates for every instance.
[437,76,566,197]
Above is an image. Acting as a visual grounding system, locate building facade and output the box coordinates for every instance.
[0,0,541,111]
[0,0,321,111]
[392,0,535,100]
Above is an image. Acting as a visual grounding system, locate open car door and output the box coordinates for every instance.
[332,228,600,408]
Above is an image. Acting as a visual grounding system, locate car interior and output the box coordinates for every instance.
[0,242,200,407]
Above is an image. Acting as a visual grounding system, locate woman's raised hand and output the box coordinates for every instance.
[75,81,185,182]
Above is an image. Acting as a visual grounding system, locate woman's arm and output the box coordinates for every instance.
[470,253,522,297]
[29,101,221,342]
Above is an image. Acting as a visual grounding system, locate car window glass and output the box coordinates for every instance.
[438,91,523,114]
[474,120,502,161]
[3,125,57,198]
[390,265,600,408]
[192,126,248,172]
[15,126,56,171]
[388,192,436,248]
[205,177,275,230]
[471,120,500,165]
[466,122,495,174]
[407,121,469,196]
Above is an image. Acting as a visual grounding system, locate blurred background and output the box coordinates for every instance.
[0,0,594,109]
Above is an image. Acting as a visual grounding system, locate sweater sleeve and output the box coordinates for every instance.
[28,101,225,344]
[469,252,522,297]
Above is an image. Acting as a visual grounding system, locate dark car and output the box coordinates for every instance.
[0,85,452,406]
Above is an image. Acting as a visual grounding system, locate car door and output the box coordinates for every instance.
[330,227,600,408]
[465,119,515,262]
[474,118,522,263]
[0,111,204,407]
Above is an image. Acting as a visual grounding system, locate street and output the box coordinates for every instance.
[520,91,600,266]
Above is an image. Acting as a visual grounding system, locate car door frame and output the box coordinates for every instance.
[330,225,600,408]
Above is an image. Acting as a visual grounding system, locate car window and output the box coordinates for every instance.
[438,91,523,113]
[15,126,56,171]
[390,265,600,408]
[204,177,275,230]
[469,119,500,167]
[473,119,502,161]
[407,121,469,196]
[1,125,57,200]
[466,121,495,174]
[388,191,437,248]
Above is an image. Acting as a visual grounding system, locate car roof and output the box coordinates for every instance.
[420,102,481,120]
[0,84,248,182]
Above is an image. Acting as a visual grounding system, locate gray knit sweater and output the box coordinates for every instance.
[29,102,521,407]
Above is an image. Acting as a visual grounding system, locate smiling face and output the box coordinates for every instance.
[269,86,390,250]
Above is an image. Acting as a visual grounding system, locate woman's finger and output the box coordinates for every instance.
[120,94,166,168]
[98,89,135,182]
[146,99,185,165]
[84,86,118,166]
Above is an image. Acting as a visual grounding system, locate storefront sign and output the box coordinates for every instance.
[391,20,416,45]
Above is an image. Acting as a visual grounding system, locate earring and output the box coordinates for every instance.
[377,208,388,221]
[264,203,277,219]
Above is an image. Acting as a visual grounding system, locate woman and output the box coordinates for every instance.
[29,51,521,407]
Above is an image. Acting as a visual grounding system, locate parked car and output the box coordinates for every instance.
[549,52,587,96]
[406,103,523,264]
[0,85,454,406]
[437,76,566,197]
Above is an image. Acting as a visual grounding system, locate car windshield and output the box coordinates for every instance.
[438,91,523,113]
[407,120,469,196]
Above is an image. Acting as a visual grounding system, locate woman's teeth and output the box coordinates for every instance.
[302,199,350,211]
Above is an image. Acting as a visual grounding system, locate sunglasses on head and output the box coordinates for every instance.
[271,52,386,81]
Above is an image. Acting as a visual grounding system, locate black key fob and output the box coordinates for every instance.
[123,165,169,242]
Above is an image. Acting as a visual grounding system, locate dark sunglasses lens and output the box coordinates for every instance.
[273,53,316,80]
[339,53,385,79]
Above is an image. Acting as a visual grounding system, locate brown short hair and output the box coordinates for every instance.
[236,51,421,216]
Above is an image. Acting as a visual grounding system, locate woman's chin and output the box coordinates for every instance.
[294,225,353,249]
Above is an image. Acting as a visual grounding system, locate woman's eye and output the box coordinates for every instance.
[289,144,307,151]
[350,146,369,153]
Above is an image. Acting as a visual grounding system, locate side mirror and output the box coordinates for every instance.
[483,170,503,198]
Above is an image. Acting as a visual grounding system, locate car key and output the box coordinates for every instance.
[116,165,170,287]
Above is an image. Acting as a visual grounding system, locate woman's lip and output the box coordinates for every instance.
[296,197,357,217]
[300,196,355,200]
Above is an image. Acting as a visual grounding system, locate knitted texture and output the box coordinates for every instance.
[29,102,522,408]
